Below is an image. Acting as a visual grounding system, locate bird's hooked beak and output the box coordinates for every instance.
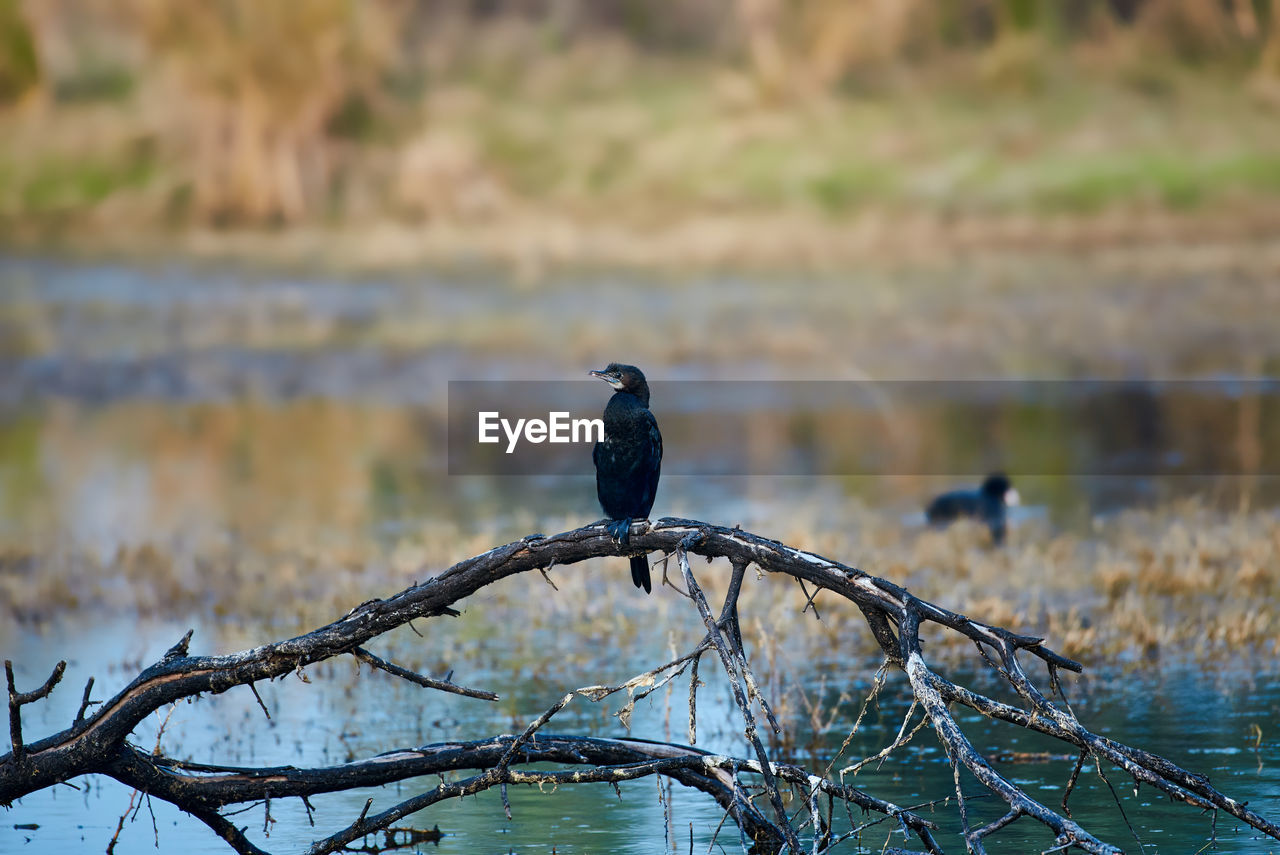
[1005,488,1021,507]
[590,368,625,390]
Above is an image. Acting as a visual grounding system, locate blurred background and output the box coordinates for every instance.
[2,2,1280,853]
[1,0,1280,263]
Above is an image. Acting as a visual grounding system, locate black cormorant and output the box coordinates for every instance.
[590,363,662,593]
[925,473,1019,545]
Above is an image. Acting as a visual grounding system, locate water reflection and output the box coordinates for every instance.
[3,394,1278,557]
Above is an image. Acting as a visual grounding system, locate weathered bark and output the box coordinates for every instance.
[3,517,1277,854]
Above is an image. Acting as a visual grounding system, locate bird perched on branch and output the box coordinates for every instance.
[591,363,662,593]
[925,473,1020,545]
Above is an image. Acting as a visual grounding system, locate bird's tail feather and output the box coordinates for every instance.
[630,554,652,594]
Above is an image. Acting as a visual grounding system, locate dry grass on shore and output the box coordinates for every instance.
[3,500,1276,666]
[25,203,1280,280]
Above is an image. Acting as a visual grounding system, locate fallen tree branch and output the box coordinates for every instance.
[106,735,793,845]
[1,517,1275,854]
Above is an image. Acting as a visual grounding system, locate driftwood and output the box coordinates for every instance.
[3,517,1277,854]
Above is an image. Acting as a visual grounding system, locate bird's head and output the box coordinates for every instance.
[982,473,1019,506]
[590,363,650,403]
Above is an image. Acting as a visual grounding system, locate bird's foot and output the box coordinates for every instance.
[606,518,633,547]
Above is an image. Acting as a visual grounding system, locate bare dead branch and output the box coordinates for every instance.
[898,601,1119,854]
[839,699,925,779]
[246,683,271,720]
[1063,749,1088,818]
[0,517,1274,855]
[350,647,498,701]
[186,807,272,855]
[297,737,800,855]
[687,651,703,745]
[676,533,801,853]
[6,659,66,760]
[106,786,142,855]
[74,676,97,725]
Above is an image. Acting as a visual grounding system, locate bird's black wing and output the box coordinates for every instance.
[593,437,611,514]
[637,408,663,517]
[926,489,982,523]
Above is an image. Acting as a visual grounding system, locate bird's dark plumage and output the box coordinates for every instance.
[925,473,1019,545]
[591,363,662,593]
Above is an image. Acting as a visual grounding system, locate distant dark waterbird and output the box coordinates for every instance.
[591,363,663,594]
[925,473,1020,545]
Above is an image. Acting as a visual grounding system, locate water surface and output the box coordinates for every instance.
[2,258,1278,853]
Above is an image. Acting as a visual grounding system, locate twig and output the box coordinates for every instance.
[187,808,270,855]
[796,578,822,621]
[6,659,66,760]
[247,683,271,720]
[351,647,498,701]
[688,652,703,745]
[1063,749,1088,818]
[839,700,925,779]
[497,693,575,771]
[106,786,141,855]
[75,677,98,725]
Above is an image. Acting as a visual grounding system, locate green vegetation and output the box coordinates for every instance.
[9,149,154,214]
[1,1,1279,268]
[0,0,39,104]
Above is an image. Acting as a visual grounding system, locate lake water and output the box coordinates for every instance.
[1,257,1279,853]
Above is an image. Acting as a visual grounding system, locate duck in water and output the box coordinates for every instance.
[925,473,1019,545]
